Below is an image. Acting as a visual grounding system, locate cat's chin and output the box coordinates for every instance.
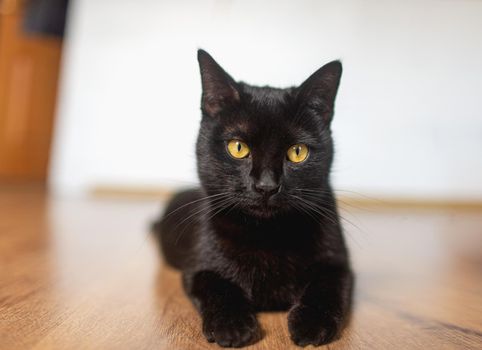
[245,208,278,219]
[242,202,282,219]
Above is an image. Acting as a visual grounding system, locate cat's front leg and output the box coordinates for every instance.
[288,262,353,347]
[184,270,260,347]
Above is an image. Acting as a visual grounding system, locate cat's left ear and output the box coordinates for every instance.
[197,49,240,118]
[297,60,342,123]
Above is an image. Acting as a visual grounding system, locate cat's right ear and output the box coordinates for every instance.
[198,49,240,118]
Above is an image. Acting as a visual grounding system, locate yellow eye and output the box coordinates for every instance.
[227,140,250,159]
[287,144,309,163]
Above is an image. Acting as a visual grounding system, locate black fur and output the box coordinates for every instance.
[152,50,353,347]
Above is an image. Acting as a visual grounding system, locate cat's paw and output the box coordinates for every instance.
[202,312,261,347]
[288,304,341,347]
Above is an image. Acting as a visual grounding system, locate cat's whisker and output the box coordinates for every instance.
[288,197,321,225]
[294,188,383,211]
[172,195,232,231]
[173,195,238,245]
[289,194,334,227]
[162,191,232,222]
[173,194,239,244]
[289,192,365,247]
[294,190,368,234]
[203,197,238,222]
[289,194,338,225]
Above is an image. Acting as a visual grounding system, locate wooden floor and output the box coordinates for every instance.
[1,188,481,349]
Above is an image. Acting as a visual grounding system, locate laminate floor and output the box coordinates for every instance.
[1,189,481,349]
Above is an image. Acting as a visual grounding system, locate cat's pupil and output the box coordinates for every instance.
[296,147,300,156]
[237,142,241,152]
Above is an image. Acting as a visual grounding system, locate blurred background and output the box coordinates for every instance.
[1,0,481,202]
[1,2,481,348]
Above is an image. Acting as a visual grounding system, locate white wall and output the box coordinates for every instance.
[50,0,482,200]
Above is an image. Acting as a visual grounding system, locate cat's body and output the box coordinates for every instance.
[153,50,353,347]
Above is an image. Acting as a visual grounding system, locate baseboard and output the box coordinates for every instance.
[90,186,173,200]
[89,185,482,211]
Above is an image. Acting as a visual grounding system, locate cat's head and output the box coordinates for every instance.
[196,50,342,219]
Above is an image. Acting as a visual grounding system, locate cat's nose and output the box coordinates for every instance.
[253,183,280,197]
[252,170,280,197]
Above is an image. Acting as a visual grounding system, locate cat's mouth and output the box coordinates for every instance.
[243,196,282,218]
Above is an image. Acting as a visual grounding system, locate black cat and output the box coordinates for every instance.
[152,50,353,348]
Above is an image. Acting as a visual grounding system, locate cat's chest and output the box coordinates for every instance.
[228,249,308,310]
[207,218,319,309]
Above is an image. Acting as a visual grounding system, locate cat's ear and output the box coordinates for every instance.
[297,60,342,123]
[197,49,240,118]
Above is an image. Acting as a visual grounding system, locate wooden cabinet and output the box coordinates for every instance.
[0,0,62,182]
